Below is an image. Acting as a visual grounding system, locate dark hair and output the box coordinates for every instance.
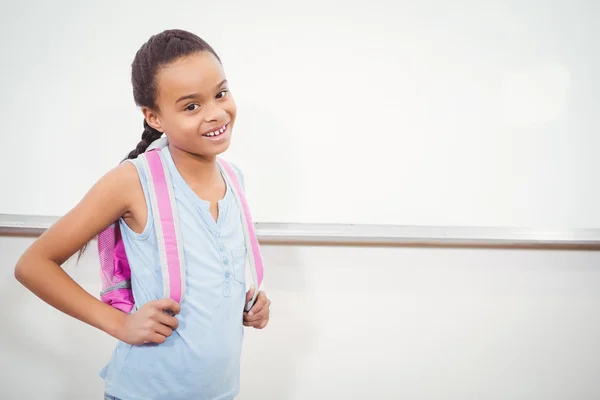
[126,29,220,159]
[78,30,219,261]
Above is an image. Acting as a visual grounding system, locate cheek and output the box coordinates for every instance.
[181,114,203,131]
[163,113,200,138]
[226,98,237,121]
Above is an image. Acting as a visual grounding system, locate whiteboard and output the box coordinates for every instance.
[1,0,598,229]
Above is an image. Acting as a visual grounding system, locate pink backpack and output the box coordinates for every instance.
[97,148,264,314]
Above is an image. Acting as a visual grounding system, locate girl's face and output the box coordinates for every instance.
[145,51,237,158]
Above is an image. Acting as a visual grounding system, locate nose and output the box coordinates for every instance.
[203,102,227,123]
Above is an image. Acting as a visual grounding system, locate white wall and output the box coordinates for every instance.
[2,235,600,399]
[2,0,599,228]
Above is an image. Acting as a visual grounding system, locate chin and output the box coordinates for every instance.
[203,141,231,158]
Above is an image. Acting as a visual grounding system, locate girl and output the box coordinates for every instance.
[14,29,270,400]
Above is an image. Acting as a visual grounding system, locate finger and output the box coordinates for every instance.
[247,302,264,318]
[245,300,268,319]
[245,285,255,303]
[155,298,181,315]
[156,312,179,330]
[149,333,167,344]
[242,312,259,325]
[153,322,173,338]
[248,292,267,316]
[245,308,269,323]
[244,319,260,328]
[246,316,268,329]
[243,311,254,322]
[246,303,270,323]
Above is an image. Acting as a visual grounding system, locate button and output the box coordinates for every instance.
[220,245,225,252]
[223,259,229,265]
[215,232,220,238]
[226,272,231,278]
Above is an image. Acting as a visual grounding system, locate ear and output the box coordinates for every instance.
[142,107,164,133]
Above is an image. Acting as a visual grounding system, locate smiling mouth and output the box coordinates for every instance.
[202,123,228,137]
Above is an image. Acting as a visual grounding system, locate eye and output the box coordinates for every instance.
[216,90,228,99]
[185,103,199,112]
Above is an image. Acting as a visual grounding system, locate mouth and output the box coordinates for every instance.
[202,123,229,138]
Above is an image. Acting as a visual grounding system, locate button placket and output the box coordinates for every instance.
[219,240,233,297]
[223,274,231,297]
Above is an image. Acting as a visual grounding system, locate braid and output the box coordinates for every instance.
[126,120,163,159]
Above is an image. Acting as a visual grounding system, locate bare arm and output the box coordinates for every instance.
[13,162,177,343]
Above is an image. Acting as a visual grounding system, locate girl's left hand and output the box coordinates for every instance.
[243,287,270,329]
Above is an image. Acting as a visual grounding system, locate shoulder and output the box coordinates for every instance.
[112,159,144,190]
[86,160,137,195]
[221,159,246,191]
[95,159,147,211]
[229,161,244,181]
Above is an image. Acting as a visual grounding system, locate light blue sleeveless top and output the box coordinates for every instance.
[100,147,247,400]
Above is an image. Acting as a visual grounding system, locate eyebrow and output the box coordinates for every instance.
[175,79,228,104]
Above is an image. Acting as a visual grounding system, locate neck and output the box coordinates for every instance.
[168,144,220,185]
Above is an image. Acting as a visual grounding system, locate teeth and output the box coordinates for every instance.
[204,124,227,137]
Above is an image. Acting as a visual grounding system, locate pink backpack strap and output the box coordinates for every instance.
[218,158,264,311]
[139,149,185,305]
